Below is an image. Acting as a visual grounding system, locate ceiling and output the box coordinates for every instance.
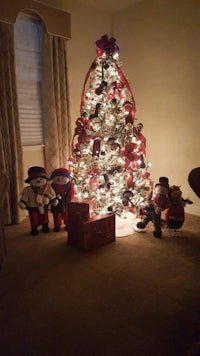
[78,0,142,13]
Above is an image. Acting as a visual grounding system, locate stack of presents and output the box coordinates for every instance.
[68,198,115,252]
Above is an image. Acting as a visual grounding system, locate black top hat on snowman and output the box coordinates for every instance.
[25,166,49,183]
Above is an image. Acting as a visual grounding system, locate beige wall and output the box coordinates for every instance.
[23,146,45,179]
[25,0,200,213]
[112,0,200,213]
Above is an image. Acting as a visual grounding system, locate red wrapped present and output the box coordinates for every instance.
[78,213,115,251]
[68,198,93,246]
[68,199,115,251]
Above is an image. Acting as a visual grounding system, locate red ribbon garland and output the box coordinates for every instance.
[71,40,136,155]
[116,63,136,114]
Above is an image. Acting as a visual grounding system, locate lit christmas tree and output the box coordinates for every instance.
[69,34,152,217]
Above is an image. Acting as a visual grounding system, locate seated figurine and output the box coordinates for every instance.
[18,166,58,236]
[51,168,74,232]
[165,185,192,230]
[137,176,169,238]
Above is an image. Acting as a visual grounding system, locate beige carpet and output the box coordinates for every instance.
[0,213,200,356]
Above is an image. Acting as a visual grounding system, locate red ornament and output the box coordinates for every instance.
[142,172,150,179]
[89,176,99,189]
[96,48,104,57]
[131,160,139,169]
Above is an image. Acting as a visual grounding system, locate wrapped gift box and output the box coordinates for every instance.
[78,213,115,251]
[68,199,115,251]
[68,198,92,246]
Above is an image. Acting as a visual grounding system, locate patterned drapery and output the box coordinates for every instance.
[41,33,71,177]
[0,22,71,224]
[0,22,25,224]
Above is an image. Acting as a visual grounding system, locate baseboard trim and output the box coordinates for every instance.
[185,204,200,216]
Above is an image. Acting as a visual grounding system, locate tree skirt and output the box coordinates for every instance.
[115,212,142,237]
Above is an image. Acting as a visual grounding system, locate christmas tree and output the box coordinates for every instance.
[69,34,152,217]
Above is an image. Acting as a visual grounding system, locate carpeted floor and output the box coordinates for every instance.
[0,213,200,356]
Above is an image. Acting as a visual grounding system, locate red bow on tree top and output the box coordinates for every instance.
[96,34,119,56]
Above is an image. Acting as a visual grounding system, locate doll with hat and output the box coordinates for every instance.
[165,185,192,230]
[137,176,169,238]
[18,166,58,236]
[51,168,74,232]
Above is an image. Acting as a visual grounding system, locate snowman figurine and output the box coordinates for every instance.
[51,168,74,232]
[18,166,58,236]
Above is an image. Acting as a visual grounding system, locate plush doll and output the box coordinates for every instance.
[165,185,192,230]
[51,168,75,232]
[18,166,58,236]
[137,176,169,238]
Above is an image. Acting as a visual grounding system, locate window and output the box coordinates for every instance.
[14,12,44,146]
